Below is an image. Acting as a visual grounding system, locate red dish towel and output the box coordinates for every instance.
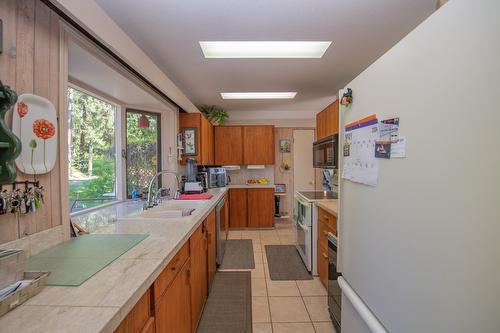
[177,193,213,200]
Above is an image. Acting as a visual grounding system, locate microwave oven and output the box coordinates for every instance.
[313,135,338,169]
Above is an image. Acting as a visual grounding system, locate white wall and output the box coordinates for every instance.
[339,0,500,332]
[50,0,198,114]
[226,110,316,127]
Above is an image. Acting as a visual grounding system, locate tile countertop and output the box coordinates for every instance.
[227,184,275,189]
[315,200,339,217]
[0,188,228,333]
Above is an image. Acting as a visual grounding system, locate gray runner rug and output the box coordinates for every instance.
[265,245,313,280]
[197,271,252,333]
[219,239,255,270]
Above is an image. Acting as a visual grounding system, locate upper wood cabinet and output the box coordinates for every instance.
[243,126,275,165]
[214,126,243,165]
[214,125,275,165]
[316,100,339,141]
[179,113,214,165]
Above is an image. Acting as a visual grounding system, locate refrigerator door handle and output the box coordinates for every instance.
[338,276,388,333]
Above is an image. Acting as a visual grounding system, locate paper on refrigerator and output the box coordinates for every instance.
[342,115,379,186]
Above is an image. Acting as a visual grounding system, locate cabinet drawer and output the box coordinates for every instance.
[154,241,189,301]
[318,219,334,250]
[318,208,337,236]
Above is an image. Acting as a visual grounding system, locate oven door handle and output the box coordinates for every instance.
[297,219,309,231]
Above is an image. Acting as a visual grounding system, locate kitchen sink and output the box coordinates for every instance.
[118,200,208,221]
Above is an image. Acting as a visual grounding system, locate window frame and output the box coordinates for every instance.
[124,108,162,199]
[67,83,122,215]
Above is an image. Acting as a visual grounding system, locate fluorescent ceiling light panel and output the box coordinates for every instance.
[220,92,297,99]
[199,41,331,58]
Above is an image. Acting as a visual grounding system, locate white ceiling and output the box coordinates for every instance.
[94,0,436,117]
[68,40,170,111]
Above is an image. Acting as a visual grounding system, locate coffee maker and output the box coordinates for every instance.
[183,159,204,193]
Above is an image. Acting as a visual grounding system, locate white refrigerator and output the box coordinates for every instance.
[337,0,500,332]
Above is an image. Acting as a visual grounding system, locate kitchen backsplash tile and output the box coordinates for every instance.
[227,166,275,185]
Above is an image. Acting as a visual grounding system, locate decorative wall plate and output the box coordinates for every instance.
[12,94,57,175]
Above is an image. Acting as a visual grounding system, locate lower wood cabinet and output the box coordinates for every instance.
[229,188,247,228]
[248,188,275,228]
[317,207,337,288]
[114,288,154,333]
[229,188,274,228]
[205,210,216,291]
[190,223,208,332]
[155,258,192,333]
[115,207,218,333]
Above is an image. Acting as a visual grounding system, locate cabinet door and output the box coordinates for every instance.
[115,288,153,333]
[206,210,216,291]
[317,243,329,289]
[155,259,192,333]
[243,126,275,165]
[316,110,326,140]
[247,188,275,228]
[331,100,339,135]
[190,224,208,332]
[200,116,214,165]
[229,188,247,228]
[214,126,243,165]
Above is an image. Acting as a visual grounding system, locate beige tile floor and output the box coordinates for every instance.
[222,220,338,333]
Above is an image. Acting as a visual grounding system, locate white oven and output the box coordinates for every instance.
[294,193,313,272]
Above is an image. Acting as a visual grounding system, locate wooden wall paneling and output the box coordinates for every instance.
[59,25,70,239]
[49,10,62,228]
[0,0,21,243]
[32,0,52,233]
[15,0,36,237]
[274,128,293,219]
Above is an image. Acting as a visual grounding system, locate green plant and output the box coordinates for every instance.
[199,104,228,125]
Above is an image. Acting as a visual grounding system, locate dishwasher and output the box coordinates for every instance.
[215,198,226,265]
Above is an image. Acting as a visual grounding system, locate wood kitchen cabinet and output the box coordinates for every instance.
[214,126,243,165]
[179,113,214,165]
[243,126,275,165]
[214,125,275,165]
[116,208,218,333]
[317,207,337,288]
[155,258,192,333]
[190,223,208,332]
[114,288,154,333]
[229,188,274,228]
[205,210,216,291]
[316,100,339,141]
[247,188,275,228]
[229,188,248,228]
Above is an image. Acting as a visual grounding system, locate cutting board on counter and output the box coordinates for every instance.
[27,234,148,286]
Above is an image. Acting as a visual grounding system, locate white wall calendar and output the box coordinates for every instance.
[342,114,379,186]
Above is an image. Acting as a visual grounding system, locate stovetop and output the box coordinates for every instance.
[298,191,338,201]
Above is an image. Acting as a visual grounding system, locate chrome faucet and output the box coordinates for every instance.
[145,170,180,209]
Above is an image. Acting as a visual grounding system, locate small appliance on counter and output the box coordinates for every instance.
[208,167,230,188]
[182,158,204,194]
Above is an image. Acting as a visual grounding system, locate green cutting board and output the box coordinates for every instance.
[27,234,148,286]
